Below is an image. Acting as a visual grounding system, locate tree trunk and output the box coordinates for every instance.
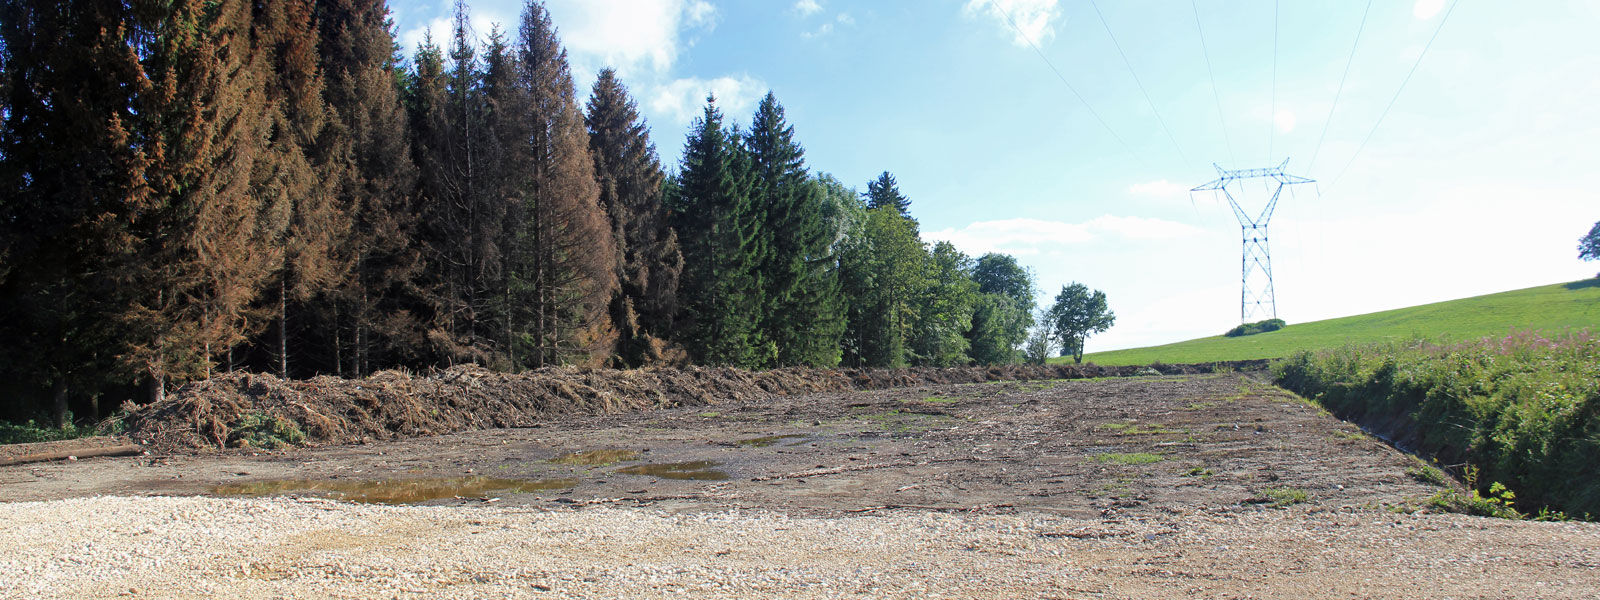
[333,303,343,378]
[278,278,288,377]
[147,373,165,404]
[51,379,68,429]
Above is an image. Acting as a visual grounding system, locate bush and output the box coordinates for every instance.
[228,412,307,449]
[1224,318,1287,337]
[1273,330,1600,517]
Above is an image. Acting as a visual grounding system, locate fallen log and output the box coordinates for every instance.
[0,444,143,467]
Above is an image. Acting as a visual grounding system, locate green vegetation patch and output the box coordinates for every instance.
[1225,318,1286,338]
[1251,487,1310,508]
[0,419,98,445]
[1077,280,1600,365]
[1275,330,1600,517]
[1093,452,1164,465]
[228,412,306,449]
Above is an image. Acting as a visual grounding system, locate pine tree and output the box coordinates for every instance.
[745,92,841,367]
[864,171,911,216]
[671,96,766,367]
[510,0,618,367]
[316,0,422,376]
[586,68,683,366]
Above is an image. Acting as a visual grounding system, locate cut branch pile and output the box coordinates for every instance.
[122,361,1266,453]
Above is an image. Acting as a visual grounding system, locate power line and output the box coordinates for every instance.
[1306,0,1372,173]
[989,0,1146,168]
[1267,0,1278,163]
[1326,0,1460,191]
[1087,0,1192,168]
[1191,0,1235,166]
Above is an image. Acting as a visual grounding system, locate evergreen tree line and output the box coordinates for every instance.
[0,0,1038,425]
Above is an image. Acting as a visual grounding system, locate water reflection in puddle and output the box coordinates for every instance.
[734,434,807,447]
[548,449,641,465]
[614,461,729,481]
[212,476,578,504]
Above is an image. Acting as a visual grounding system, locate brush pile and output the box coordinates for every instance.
[122,361,1265,452]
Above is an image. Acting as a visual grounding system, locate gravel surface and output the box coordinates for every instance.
[2,495,1597,599]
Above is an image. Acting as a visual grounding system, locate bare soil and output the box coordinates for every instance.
[7,371,1599,598]
[2,372,1442,517]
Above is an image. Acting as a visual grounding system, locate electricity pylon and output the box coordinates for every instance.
[1191,158,1315,323]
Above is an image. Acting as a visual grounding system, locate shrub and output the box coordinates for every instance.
[1274,329,1600,517]
[1224,318,1287,337]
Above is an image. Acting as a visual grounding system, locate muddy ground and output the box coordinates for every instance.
[0,372,1446,518]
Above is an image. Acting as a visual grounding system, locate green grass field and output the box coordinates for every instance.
[1071,279,1600,366]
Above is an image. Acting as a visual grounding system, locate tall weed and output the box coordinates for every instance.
[1274,329,1600,517]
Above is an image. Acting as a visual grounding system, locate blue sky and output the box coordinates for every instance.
[391,0,1600,352]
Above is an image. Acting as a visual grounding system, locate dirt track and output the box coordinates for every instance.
[3,372,1598,598]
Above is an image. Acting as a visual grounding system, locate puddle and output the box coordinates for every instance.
[212,476,578,504]
[615,461,729,481]
[548,449,640,466]
[734,434,807,447]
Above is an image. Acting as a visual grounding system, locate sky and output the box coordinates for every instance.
[389,0,1600,352]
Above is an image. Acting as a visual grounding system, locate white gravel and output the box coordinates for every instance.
[2,495,1597,599]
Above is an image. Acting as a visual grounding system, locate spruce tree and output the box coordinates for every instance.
[0,0,154,417]
[410,3,496,364]
[251,0,345,377]
[864,171,911,216]
[586,68,683,366]
[671,96,765,367]
[745,92,841,367]
[126,0,278,397]
[509,0,617,366]
[316,0,422,376]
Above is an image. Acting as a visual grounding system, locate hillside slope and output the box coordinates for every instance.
[1077,279,1600,366]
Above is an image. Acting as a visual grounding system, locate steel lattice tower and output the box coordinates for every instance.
[1192,159,1315,323]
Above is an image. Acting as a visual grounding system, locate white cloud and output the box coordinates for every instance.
[793,0,823,17]
[1274,109,1297,133]
[398,1,717,82]
[1127,179,1187,198]
[540,0,718,79]
[801,23,835,40]
[836,12,855,25]
[1413,0,1445,20]
[924,215,1200,257]
[399,10,513,61]
[648,75,768,126]
[964,0,1062,47]
[1086,215,1203,240]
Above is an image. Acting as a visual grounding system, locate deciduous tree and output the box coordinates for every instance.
[1044,282,1116,364]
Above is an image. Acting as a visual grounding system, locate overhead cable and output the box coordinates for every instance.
[1306,0,1373,173]
[1087,0,1192,168]
[990,0,1147,168]
[1192,0,1236,166]
[1326,0,1460,191]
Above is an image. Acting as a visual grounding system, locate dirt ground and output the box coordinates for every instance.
[2,372,1443,517]
[6,372,1600,598]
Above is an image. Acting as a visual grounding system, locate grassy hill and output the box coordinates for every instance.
[1073,279,1600,366]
